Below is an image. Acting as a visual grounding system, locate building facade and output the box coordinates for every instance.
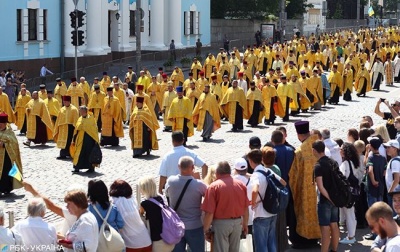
[0,0,210,76]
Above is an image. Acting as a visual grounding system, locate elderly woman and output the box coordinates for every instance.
[59,190,98,252]
[87,179,124,232]
[110,179,152,251]
[139,176,174,252]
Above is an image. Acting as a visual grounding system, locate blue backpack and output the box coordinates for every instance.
[149,198,185,245]
[256,169,289,214]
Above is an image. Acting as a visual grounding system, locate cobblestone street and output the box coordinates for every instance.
[3,75,400,251]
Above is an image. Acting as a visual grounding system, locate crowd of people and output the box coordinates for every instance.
[3,25,400,251]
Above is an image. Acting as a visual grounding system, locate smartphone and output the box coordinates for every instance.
[59,239,72,244]
[380,98,385,102]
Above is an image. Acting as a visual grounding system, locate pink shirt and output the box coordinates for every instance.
[202,174,249,219]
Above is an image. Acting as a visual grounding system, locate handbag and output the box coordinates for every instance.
[92,204,125,252]
[239,234,253,252]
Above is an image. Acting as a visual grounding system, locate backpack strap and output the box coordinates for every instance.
[348,160,354,177]
[255,169,272,201]
[246,177,250,186]
[149,197,164,208]
[92,203,112,223]
[174,179,193,211]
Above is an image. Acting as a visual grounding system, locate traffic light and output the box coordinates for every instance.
[70,11,76,28]
[71,30,85,46]
[77,10,85,28]
[77,30,84,46]
[71,30,77,46]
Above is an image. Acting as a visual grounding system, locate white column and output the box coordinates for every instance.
[101,0,111,53]
[85,0,105,55]
[141,0,149,46]
[118,0,133,51]
[64,0,80,57]
[149,0,165,48]
[169,0,182,47]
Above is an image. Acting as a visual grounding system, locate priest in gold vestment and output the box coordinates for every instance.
[167,86,194,146]
[15,88,31,135]
[0,87,15,123]
[100,87,124,147]
[129,97,159,157]
[220,80,248,132]
[192,84,221,141]
[53,96,79,159]
[0,113,23,194]
[288,121,320,247]
[66,77,84,108]
[72,106,99,173]
[162,82,177,132]
[246,81,264,127]
[44,90,61,126]
[23,91,53,146]
[54,78,67,104]
[88,85,105,132]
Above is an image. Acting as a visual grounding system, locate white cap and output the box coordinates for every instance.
[234,158,248,171]
[383,140,400,149]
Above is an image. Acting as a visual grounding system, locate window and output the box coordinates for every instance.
[43,9,47,40]
[17,9,22,41]
[130,10,135,36]
[184,11,199,35]
[28,9,37,40]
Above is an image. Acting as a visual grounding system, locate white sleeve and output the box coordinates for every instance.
[159,157,168,176]
[339,162,350,178]
[391,160,400,174]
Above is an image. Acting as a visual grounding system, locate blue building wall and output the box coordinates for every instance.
[181,0,211,46]
[0,0,61,61]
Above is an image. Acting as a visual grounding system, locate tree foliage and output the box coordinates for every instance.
[211,0,311,19]
[286,0,313,19]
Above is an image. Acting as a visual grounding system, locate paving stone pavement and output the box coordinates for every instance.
[3,70,400,251]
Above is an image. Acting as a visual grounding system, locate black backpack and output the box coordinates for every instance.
[345,160,361,208]
[89,144,103,166]
[326,158,353,208]
[256,169,289,214]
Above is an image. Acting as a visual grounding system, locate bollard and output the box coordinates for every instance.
[8,211,14,228]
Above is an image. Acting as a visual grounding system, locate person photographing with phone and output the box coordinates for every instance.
[375,98,400,139]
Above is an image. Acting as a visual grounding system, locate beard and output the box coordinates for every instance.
[379,225,388,239]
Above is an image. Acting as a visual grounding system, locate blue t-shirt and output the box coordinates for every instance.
[88,202,124,231]
[366,154,387,197]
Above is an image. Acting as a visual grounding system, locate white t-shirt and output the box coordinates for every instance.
[12,216,57,251]
[65,212,99,252]
[385,157,400,192]
[250,165,282,218]
[339,160,364,184]
[385,235,400,252]
[233,174,254,225]
[111,197,152,249]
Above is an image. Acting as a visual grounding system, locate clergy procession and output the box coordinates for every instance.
[4,25,400,252]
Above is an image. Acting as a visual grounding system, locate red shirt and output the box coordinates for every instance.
[202,174,249,219]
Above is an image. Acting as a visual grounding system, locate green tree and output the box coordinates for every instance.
[286,0,313,19]
[384,0,398,12]
[211,0,279,19]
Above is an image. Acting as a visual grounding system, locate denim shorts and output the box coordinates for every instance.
[317,199,339,226]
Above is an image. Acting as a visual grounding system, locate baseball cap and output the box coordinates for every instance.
[368,137,382,150]
[249,136,261,147]
[383,140,400,149]
[234,158,248,171]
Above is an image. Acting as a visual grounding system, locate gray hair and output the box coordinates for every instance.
[321,128,330,140]
[27,198,46,217]
[216,161,231,175]
[178,156,194,170]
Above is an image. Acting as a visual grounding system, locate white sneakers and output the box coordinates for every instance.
[339,237,356,244]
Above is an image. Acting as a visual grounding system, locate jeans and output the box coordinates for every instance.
[317,199,339,226]
[173,227,204,252]
[367,194,383,207]
[253,216,277,252]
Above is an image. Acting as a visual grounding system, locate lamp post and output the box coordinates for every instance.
[72,0,79,79]
[136,0,142,73]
